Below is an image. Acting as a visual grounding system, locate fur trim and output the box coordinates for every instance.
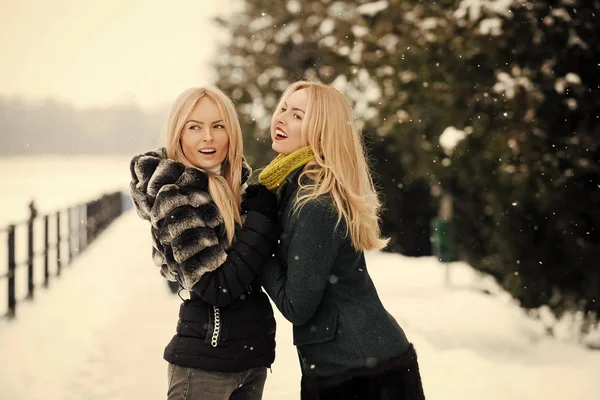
[129,148,251,289]
[157,204,221,243]
[151,184,213,228]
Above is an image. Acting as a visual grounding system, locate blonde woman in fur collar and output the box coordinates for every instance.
[258,81,426,400]
[130,87,279,400]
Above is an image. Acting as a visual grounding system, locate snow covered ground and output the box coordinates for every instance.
[0,211,598,399]
[0,157,599,399]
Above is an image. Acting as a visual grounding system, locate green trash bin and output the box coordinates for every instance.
[431,218,458,263]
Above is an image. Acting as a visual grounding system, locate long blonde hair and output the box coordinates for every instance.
[165,87,243,245]
[273,81,389,251]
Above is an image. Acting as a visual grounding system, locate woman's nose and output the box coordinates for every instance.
[278,113,287,125]
[202,129,214,142]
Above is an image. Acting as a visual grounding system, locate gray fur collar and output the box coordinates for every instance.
[129,148,251,289]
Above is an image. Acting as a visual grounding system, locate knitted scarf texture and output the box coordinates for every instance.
[258,147,315,191]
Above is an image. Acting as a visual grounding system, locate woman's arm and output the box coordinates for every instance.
[190,211,278,306]
[260,200,343,325]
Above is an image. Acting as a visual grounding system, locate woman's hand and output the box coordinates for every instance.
[242,184,278,222]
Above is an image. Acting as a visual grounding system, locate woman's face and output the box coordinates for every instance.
[181,97,230,170]
[271,88,308,155]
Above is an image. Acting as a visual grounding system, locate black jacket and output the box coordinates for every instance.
[164,211,278,372]
[130,149,277,372]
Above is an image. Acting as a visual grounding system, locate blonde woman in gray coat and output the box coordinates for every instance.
[258,81,426,400]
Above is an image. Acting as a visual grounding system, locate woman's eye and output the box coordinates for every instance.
[189,125,201,130]
[294,113,302,120]
[280,107,287,113]
[214,124,225,129]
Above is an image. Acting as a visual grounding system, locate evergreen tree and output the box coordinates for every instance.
[213,0,435,254]
[213,0,600,322]
[429,0,600,318]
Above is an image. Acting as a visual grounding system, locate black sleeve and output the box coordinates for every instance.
[190,211,279,306]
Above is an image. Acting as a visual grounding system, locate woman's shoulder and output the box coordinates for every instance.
[294,195,345,229]
[298,194,335,213]
[129,147,171,179]
[289,196,349,248]
[129,148,215,222]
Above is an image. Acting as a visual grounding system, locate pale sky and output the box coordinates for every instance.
[0,0,237,109]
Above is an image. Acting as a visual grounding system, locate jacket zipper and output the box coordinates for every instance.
[210,306,221,347]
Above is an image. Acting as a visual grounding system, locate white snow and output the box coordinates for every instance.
[555,78,568,94]
[420,17,439,31]
[248,14,274,32]
[493,71,534,99]
[349,41,365,65]
[285,0,302,15]
[479,17,503,36]
[551,8,572,22]
[274,21,300,44]
[337,68,382,124]
[454,0,514,21]
[357,1,389,17]
[0,157,599,399]
[565,73,582,85]
[351,25,369,38]
[319,19,335,36]
[439,126,468,154]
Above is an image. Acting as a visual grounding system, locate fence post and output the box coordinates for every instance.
[87,199,97,244]
[68,207,73,264]
[1,192,124,322]
[78,204,85,254]
[44,214,49,288]
[7,225,16,319]
[56,210,61,276]
[27,201,37,300]
[86,201,92,244]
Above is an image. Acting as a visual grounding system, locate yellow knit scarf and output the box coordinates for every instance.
[258,147,315,191]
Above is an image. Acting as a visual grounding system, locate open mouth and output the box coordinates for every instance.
[198,148,217,155]
[275,127,287,139]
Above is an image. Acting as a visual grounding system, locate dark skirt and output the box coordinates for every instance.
[300,344,425,400]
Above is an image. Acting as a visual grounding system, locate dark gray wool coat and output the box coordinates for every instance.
[260,166,412,378]
[130,148,277,372]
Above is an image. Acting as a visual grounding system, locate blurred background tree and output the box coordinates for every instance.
[213,0,599,327]
[0,96,165,156]
[214,0,438,256]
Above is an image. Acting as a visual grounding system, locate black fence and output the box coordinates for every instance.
[0,191,124,320]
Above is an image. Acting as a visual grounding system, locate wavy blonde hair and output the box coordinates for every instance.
[273,81,389,251]
[166,87,243,245]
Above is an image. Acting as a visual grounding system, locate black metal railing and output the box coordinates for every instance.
[0,191,124,320]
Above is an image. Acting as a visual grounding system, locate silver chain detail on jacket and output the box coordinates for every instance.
[211,306,221,347]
